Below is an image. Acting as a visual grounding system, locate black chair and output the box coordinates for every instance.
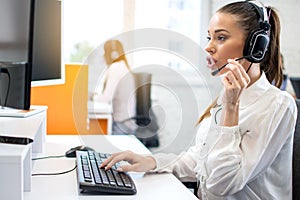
[293,99,300,200]
[290,77,300,98]
[119,72,159,148]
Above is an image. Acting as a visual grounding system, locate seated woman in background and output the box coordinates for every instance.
[91,40,137,134]
[101,1,297,199]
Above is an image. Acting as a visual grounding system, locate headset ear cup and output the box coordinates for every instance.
[243,29,269,63]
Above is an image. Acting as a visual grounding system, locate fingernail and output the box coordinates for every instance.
[117,167,123,172]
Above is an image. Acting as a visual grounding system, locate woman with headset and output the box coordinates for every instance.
[92,39,137,134]
[101,1,297,199]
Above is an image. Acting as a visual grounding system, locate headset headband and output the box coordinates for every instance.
[246,0,270,31]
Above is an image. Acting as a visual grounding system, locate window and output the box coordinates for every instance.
[63,0,123,63]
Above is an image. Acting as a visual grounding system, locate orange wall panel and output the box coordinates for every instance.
[31,64,107,135]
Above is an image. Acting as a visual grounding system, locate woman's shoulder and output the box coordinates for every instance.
[268,85,297,112]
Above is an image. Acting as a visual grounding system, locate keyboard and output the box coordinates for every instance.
[76,150,137,195]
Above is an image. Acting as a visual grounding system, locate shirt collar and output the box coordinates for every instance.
[240,72,271,108]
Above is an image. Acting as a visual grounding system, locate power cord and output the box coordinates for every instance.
[32,155,65,160]
[32,155,77,176]
[32,165,77,176]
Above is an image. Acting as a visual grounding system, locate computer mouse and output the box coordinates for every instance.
[65,145,95,158]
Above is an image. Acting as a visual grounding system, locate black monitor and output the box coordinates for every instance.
[31,0,63,86]
[0,62,31,110]
[0,0,33,110]
[0,0,63,110]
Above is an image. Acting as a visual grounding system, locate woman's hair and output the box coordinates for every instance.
[104,39,131,70]
[197,1,282,125]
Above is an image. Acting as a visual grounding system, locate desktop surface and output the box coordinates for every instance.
[25,135,198,200]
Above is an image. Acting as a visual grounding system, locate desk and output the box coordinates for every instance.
[0,106,47,200]
[25,135,198,200]
[88,101,113,134]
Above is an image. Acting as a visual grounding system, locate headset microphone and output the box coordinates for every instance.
[210,51,262,76]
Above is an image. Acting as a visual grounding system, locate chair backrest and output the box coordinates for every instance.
[290,77,300,98]
[133,72,152,126]
[293,99,300,199]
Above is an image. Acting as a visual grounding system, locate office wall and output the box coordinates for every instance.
[31,64,108,135]
[211,0,300,77]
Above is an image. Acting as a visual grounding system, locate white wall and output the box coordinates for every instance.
[210,0,300,77]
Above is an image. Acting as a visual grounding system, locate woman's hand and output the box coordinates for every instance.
[100,150,157,172]
[220,59,251,126]
[222,59,250,108]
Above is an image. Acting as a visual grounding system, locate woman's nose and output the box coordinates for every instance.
[205,42,216,54]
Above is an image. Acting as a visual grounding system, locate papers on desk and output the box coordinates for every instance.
[0,105,46,118]
[88,101,112,114]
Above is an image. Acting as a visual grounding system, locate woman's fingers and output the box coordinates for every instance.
[226,59,250,88]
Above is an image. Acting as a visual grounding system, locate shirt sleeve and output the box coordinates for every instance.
[150,146,198,182]
[203,96,297,196]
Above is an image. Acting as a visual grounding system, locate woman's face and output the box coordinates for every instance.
[205,12,247,75]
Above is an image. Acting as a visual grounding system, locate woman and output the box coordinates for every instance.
[92,39,137,134]
[101,1,297,199]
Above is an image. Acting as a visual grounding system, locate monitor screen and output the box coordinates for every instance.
[31,0,64,86]
[0,0,31,63]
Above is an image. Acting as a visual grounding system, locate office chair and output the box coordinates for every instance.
[120,72,159,148]
[293,99,300,200]
[290,77,300,98]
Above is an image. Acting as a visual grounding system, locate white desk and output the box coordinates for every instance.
[87,101,113,134]
[25,135,198,200]
[0,106,47,200]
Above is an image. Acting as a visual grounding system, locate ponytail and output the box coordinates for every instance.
[261,7,283,88]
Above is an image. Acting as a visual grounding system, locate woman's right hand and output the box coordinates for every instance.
[100,150,157,172]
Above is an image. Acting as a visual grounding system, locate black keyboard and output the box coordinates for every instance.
[76,150,137,195]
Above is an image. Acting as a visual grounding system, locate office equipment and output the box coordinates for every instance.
[0,0,32,63]
[65,145,95,158]
[0,0,63,87]
[290,77,300,99]
[76,150,137,195]
[293,99,300,200]
[0,62,31,110]
[31,0,63,86]
[25,135,198,199]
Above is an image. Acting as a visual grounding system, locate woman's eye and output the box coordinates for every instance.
[206,36,211,41]
[217,35,226,41]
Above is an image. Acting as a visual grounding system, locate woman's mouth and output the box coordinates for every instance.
[206,55,217,70]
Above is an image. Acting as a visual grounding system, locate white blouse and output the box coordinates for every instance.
[152,72,297,200]
[93,61,136,129]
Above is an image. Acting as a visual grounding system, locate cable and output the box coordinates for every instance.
[32,165,77,176]
[32,155,66,160]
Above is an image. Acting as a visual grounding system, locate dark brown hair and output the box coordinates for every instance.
[197,1,282,124]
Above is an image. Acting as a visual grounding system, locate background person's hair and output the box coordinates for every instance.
[197,1,282,125]
[104,39,131,70]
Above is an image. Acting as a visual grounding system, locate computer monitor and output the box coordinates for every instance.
[0,62,31,110]
[0,0,32,110]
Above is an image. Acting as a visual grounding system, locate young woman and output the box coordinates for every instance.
[101,1,297,199]
[92,39,137,134]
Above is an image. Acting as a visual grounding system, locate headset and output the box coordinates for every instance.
[243,0,271,63]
